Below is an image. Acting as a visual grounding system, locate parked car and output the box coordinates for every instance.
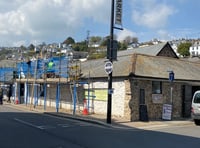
[191,90,200,125]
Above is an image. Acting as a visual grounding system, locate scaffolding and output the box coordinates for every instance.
[4,55,95,115]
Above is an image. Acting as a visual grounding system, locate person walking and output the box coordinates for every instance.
[7,84,12,103]
[0,87,3,105]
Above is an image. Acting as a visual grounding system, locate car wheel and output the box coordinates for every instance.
[194,119,200,126]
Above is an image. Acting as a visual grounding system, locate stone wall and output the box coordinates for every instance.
[128,79,183,121]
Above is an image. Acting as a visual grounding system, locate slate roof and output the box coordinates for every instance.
[117,42,168,57]
[81,53,200,82]
[0,60,16,67]
[132,54,200,82]
[81,54,131,78]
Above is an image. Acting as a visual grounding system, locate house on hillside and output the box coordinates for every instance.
[189,41,200,57]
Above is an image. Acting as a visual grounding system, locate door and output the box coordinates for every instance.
[182,85,192,118]
[139,89,148,121]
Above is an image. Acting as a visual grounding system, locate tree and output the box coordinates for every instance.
[63,37,75,45]
[118,42,127,51]
[72,41,88,51]
[132,37,139,44]
[28,44,35,51]
[20,45,27,51]
[123,36,138,45]
[177,42,191,57]
[90,36,102,44]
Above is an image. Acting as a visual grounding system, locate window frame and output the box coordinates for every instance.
[152,81,162,94]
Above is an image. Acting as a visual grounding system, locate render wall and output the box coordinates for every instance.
[19,80,126,117]
[82,80,126,117]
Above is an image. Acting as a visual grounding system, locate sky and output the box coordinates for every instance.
[0,0,200,47]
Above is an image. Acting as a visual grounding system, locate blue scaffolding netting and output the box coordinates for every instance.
[0,67,15,82]
[0,56,69,82]
[16,56,69,79]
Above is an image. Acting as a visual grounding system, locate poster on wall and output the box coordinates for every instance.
[162,104,172,120]
[84,89,107,101]
[152,94,163,104]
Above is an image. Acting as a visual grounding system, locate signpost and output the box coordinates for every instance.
[163,70,175,120]
[106,0,123,124]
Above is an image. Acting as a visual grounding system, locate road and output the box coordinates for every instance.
[0,104,200,148]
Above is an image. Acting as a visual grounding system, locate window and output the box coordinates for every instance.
[152,81,162,94]
[194,93,200,103]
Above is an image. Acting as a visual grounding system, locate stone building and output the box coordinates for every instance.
[80,42,200,121]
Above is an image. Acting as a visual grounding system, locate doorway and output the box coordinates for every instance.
[139,89,148,121]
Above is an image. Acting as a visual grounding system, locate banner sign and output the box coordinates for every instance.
[115,0,122,25]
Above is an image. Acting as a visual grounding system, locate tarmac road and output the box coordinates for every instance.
[1,104,200,148]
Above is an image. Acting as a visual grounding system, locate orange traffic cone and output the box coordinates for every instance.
[15,97,19,104]
[82,99,88,115]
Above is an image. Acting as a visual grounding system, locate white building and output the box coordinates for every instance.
[189,41,200,57]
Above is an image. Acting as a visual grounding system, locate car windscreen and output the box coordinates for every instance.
[194,93,200,103]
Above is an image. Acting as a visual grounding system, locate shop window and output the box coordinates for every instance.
[152,81,162,94]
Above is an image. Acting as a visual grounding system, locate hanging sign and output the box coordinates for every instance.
[115,0,123,25]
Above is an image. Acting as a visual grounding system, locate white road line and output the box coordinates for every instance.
[57,124,70,128]
[14,118,41,129]
[14,118,55,130]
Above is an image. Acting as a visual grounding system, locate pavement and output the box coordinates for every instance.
[2,101,194,130]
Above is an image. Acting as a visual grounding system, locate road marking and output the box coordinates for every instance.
[57,124,70,128]
[14,118,41,129]
[14,118,55,130]
[37,125,56,129]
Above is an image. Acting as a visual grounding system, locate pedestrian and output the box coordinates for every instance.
[0,87,3,105]
[7,84,12,103]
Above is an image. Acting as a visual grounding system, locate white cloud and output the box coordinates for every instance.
[117,28,137,41]
[0,0,109,46]
[157,30,172,41]
[131,0,176,29]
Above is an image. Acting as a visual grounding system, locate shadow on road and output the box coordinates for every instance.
[0,104,200,148]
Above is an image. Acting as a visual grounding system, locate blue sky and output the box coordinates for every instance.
[0,0,200,47]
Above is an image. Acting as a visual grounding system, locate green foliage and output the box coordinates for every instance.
[27,50,36,57]
[177,42,191,57]
[72,41,87,51]
[20,45,27,51]
[118,42,127,51]
[90,36,102,44]
[63,37,75,45]
[28,44,35,51]
[88,52,106,60]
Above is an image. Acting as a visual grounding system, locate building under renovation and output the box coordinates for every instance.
[1,42,200,121]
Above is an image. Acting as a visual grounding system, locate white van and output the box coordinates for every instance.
[191,90,200,125]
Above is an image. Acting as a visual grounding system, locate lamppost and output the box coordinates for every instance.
[106,0,114,124]
[107,0,123,124]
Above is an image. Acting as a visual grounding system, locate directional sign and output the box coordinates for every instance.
[105,61,113,74]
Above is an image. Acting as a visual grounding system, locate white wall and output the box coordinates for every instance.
[85,80,125,117]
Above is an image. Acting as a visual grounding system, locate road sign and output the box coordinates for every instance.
[169,71,174,82]
[104,61,113,74]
